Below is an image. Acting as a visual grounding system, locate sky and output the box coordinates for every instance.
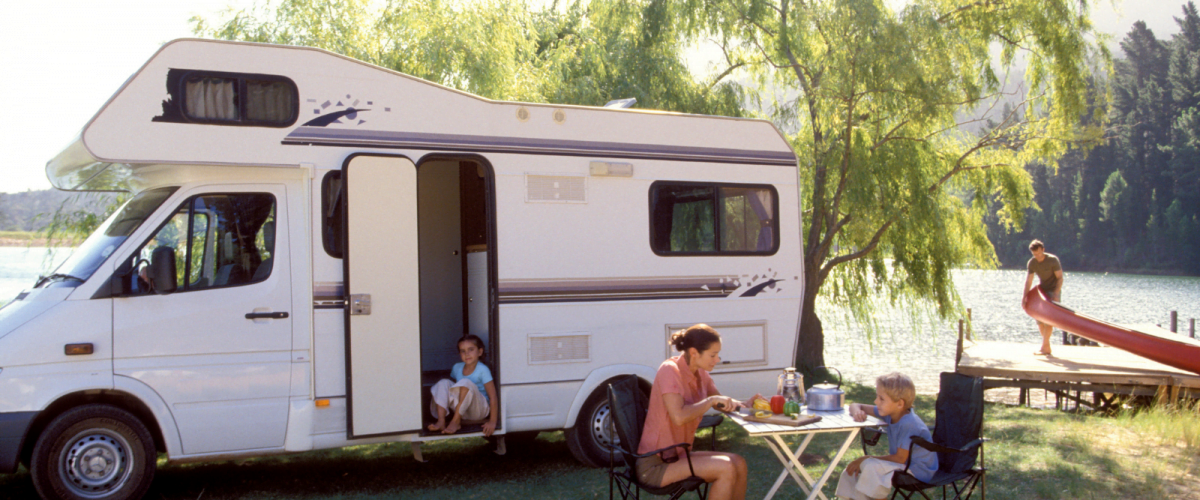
[0,0,1188,194]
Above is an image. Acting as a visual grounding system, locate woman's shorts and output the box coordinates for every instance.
[635,454,674,487]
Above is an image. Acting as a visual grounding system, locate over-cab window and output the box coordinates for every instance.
[153,69,298,127]
[129,193,276,294]
[649,182,778,255]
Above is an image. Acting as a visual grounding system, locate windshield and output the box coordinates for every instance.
[43,187,178,287]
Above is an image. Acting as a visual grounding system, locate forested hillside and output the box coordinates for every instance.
[989,3,1200,276]
[0,189,116,232]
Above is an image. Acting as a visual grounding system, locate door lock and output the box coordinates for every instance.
[350,294,372,315]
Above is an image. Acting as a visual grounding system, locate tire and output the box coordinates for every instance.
[30,405,156,500]
[565,385,622,468]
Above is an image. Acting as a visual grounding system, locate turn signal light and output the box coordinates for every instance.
[64,343,94,356]
[315,399,330,408]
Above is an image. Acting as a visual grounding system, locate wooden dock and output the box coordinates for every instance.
[955,339,1200,410]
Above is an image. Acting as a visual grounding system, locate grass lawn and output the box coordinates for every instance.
[2,383,1197,499]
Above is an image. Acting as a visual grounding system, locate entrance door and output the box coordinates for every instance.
[344,155,423,437]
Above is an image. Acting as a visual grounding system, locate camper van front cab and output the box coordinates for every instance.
[0,38,804,500]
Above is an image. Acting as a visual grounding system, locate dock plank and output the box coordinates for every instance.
[958,340,1200,388]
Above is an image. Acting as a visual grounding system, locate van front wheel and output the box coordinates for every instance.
[30,405,156,500]
[565,387,619,468]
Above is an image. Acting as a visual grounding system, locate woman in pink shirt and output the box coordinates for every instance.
[636,324,760,500]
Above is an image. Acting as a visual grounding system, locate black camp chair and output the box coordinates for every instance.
[860,372,988,500]
[607,375,708,500]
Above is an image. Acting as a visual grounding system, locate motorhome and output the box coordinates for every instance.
[0,39,803,499]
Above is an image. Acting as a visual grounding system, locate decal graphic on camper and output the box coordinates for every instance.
[491,272,793,304]
[302,94,390,127]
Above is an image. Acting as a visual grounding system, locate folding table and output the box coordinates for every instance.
[728,406,883,500]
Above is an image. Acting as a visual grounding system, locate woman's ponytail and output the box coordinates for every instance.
[669,324,721,353]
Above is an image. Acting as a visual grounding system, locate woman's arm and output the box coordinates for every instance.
[482,381,499,436]
[662,393,732,427]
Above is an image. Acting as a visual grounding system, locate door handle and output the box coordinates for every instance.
[245,311,289,319]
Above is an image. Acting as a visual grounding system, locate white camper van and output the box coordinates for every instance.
[0,39,803,499]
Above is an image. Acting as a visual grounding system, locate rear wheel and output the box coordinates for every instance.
[565,385,621,468]
[30,405,156,500]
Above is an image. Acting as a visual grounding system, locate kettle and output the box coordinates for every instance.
[805,366,846,411]
[777,367,805,406]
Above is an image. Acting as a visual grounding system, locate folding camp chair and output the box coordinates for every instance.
[860,372,988,500]
[607,375,708,500]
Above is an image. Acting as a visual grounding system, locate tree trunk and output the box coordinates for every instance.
[794,265,826,380]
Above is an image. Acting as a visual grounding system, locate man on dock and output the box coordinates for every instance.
[1023,239,1063,355]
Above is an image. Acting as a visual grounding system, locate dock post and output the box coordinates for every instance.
[956,320,964,368]
[966,308,973,341]
[1191,318,1195,339]
[1171,311,1178,333]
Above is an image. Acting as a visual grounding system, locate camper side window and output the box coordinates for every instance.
[128,193,277,294]
[649,182,778,255]
[321,171,345,258]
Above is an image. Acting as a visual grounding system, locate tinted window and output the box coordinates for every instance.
[321,171,344,258]
[650,182,778,255]
[128,193,276,294]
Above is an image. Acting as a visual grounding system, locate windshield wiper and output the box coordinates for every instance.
[35,273,84,288]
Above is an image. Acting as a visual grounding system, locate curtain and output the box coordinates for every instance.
[246,80,295,122]
[747,189,774,252]
[185,78,238,121]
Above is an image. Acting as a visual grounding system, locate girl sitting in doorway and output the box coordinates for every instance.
[428,334,498,436]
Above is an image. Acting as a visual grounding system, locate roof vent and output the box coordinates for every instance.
[604,98,637,108]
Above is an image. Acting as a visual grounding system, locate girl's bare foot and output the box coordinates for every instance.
[428,419,445,432]
[443,420,461,434]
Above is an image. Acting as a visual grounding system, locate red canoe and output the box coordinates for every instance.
[1023,288,1200,375]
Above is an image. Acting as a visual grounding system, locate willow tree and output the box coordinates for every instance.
[192,0,745,114]
[669,0,1109,372]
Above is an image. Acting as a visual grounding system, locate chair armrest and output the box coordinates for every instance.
[861,427,883,446]
[910,436,987,455]
[633,442,699,477]
[634,442,693,459]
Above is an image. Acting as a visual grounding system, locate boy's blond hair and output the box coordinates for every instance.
[876,372,916,409]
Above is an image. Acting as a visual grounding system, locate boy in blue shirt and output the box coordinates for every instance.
[836,372,937,500]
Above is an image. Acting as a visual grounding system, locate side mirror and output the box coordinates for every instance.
[150,246,177,294]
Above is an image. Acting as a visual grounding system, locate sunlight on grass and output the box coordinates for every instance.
[1114,398,1200,452]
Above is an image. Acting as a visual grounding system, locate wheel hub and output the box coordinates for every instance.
[60,431,132,497]
[590,403,620,450]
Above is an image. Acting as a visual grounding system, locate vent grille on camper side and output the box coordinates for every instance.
[528,333,591,364]
[526,174,586,203]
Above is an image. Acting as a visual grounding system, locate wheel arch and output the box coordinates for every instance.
[563,364,655,428]
[20,382,178,467]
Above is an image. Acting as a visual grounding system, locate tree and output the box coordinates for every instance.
[192,0,745,114]
[669,0,1108,372]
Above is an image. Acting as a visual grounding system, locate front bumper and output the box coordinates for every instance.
[0,411,37,473]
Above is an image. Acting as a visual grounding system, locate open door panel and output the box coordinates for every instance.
[343,154,422,437]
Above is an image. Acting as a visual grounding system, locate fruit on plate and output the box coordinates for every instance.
[753,398,772,412]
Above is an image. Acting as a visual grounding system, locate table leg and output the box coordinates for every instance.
[806,429,861,500]
[763,434,815,500]
[762,429,861,500]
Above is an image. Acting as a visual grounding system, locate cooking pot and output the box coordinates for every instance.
[805,366,845,411]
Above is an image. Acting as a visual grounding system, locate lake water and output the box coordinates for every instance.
[823,269,1200,394]
[2,246,1198,393]
[0,247,71,303]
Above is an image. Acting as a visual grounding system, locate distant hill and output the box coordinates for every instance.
[0,189,118,232]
